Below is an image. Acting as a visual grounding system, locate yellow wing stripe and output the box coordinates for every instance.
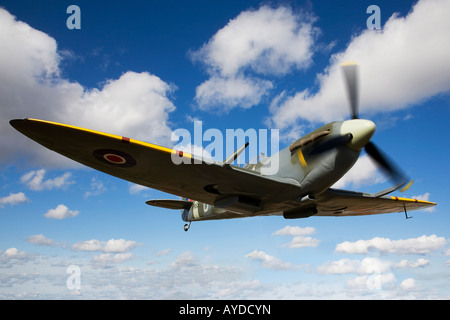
[27,118,192,159]
[390,196,436,206]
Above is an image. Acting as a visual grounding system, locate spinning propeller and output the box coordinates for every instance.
[340,62,413,193]
[290,62,413,195]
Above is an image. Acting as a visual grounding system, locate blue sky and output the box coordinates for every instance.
[0,0,449,299]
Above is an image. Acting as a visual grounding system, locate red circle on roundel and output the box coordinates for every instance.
[103,153,126,164]
[93,149,137,167]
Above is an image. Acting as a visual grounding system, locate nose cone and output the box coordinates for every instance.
[340,119,376,150]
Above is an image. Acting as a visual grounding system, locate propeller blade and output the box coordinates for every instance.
[364,141,411,189]
[341,62,360,119]
[338,62,414,194]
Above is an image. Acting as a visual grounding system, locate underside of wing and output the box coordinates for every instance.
[10,118,302,214]
[313,188,436,217]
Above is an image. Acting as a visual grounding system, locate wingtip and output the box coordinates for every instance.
[9,118,28,129]
[9,118,24,123]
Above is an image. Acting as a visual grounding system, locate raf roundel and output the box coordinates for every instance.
[93,149,137,168]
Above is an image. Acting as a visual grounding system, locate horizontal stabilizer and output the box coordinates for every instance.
[146,199,193,210]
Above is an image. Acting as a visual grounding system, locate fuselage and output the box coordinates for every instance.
[182,119,376,222]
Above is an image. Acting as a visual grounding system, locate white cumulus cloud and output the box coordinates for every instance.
[335,234,446,255]
[3,247,26,259]
[72,238,140,253]
[191,5,318,111]
[272,225,316,236]
[332,155,384,189]
[92,252,134,266]
[0,192,29,208]
[44,204,79,220]
[394,258,430,269]
[0,8,176,167]
[317,257,391,275]
[273,225,320,248]
[20,169,73,191]
[195,75,273,111]
[269,0,450,132]
[27,234,56,246]
[245,250,293,270]
[400,278,418,291]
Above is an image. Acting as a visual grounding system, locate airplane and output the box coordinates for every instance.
[10,63,436,231]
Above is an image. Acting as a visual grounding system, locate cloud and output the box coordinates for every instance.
[66,71,176,144]
[92,253,134,266]
[128,183,149,195]
[0,9,59,81]
[284,236,320,249]
[335,234,446,255]
[20,169,73,191]
[346,272,396,291]
[194,74,273,111]
[217,280,261,299]
[317,257,391,275]
[71,238,140,253]
[44,204,79,220]
[2,248,26,259]
[245,250,292,270]
[316,257,401,293]
[412,192,435,212]
[0,247,30,266]
[273,225,316,236]
[393,258,430,269]
[26,234,57,246]
[332,155,384,189]
[0,192,29,208]
[84,177,106,198]
[191,5,318,111]
[192,5,316,77]
[273,225,320,248]
[269,0,450,131]
[0,8,176,167]
[318,257,429,276]
[155,249,172,257]
[170,251,198,269]
[400,278,418,291]
[102,239,140,253]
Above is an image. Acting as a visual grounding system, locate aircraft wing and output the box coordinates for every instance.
[10,118,436,219]
[10,118,301,214]
[312,188,436,217]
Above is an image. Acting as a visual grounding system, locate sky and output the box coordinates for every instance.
[0,0,449,299]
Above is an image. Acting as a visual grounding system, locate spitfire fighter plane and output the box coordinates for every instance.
[10,63,435,231]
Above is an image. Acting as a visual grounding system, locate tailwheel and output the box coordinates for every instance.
[184,222,191,232]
